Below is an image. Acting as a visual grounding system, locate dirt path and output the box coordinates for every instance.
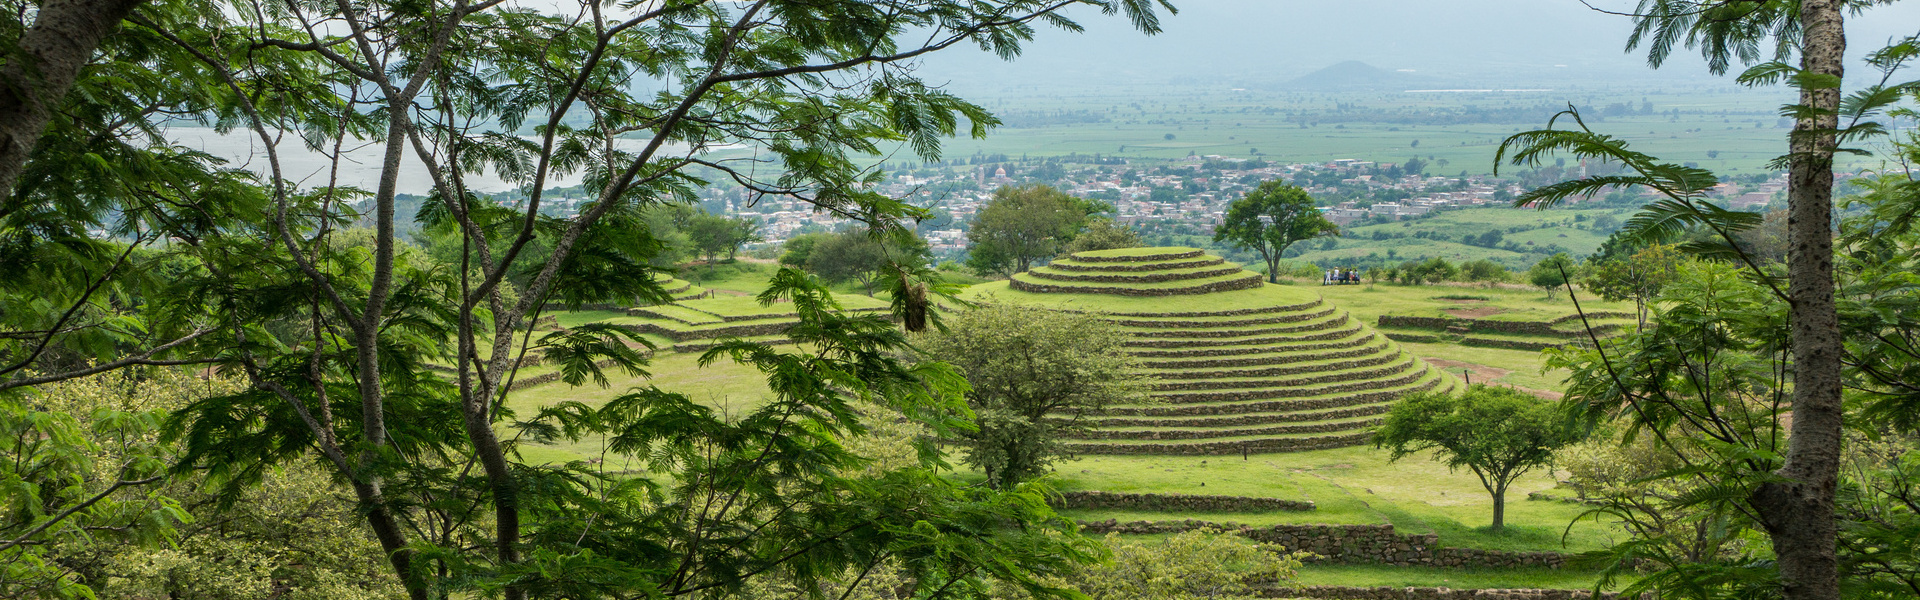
[1440,306,1506,319]
[1422,358,1562,400]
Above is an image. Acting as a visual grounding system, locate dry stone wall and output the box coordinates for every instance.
[1062,300,1324,319]
[1069,249,1204,262]
[1274,586,1642,600]
[1108,378,1442,418]
[1028,265,1245,283]
[1379,315,1629,338]
[1050,257,1225,272]
[1052,491,1314,512]
[1010,273,1263,296]
[1108,307,1338,329]
[1078,520,1570,569]
[1137,339,1387,369]
[1093,402,1393,428]
[1068,430,1375,455]
[1130,333,1371,359]
[1126,325,1363,349]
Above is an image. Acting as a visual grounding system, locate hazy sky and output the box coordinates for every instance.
[915,0,1920,92]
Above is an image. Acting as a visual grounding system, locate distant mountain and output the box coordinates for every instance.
[1283,61,1435,90]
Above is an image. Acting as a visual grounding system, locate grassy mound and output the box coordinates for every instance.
[962,247,1458,455]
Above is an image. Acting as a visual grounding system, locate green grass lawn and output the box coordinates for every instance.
[959,279,1321,313]
[1040,445,1621,555]
[552,309,630,328]
[500,349,775,463]
[1312,281,1633,325]
[1290,564,1630,591]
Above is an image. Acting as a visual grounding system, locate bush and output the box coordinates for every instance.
[1459,259,1510,284]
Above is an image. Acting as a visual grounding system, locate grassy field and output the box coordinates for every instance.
[1294,208,1634,269]
[896,85,1875,177]
[1293,564,1629,591]
[1046,446,1618,555]
[514,269,1633,590]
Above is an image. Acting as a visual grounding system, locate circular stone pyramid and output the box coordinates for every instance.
[967,247,1457,455]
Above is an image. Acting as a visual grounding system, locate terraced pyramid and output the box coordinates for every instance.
[964,247,1456,456]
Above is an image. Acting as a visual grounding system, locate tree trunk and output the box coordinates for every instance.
[0,0,147,199]
[1749,3,1845,600]
[1490,484,1506,531]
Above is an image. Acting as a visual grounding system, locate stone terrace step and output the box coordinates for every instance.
[1065,431,1377,455]
[1048,256,1225,272]
[1082,298,1324,319]
[1068,414,1384,441]
[1089,400,1397,429]
[1068,248,1205,262]
[1107,373,1449,417]
[1101,306,1338,329]
[1009,271,1263,296]
[1124,322,1365,349]
[1139,350,1404,382]
[1151,362,1433,404]
[1147,360,1416,392]
[1026,263,1248,284]
[1136,337,1387,369]
[1121,313,1349,339]
[1128,330,1376,359]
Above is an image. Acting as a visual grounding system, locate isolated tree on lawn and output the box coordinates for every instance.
[1064,217,1143,254]
[1582,243,1685,325]
[965,184,1099,276]
[808,229,929,297]
[919,303,1144,489]
[1374,385,1582,530]
[1527,253,1574,300]
[1213,182,1338,283]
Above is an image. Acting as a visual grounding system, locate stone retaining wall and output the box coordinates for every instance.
[1460,337,1565,352]
[1077,520,1569,569]
[1111,378,1441,418]
[1027,265,1246,284]
[1072,416,1381,441]
[1067,430,1374,455]
[1050,257,1225,272]
[1130,333,1374,359]
[618,320,796,342]
[1105,306,1338,329]
[1132,316,1348,339]
[505,357,627,391]
[1276,586,1638,600]
[1126,325,1362,349]
[1053,491,1315,512]
[1138,341,1387,370]
[1156,365,1430,404]
[1150,361,1412,393]
[1379,315,1627,338]
[1382,332,1446,344]
[1157,351,1400,382]
[1010,273,1263,296]
[543,302,626,311]
[1108,378,1439,417]
[1069,249,1204,262]
[1073,300,1324,319]
[1092,401,1393,429]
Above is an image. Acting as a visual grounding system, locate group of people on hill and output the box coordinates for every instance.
[1323,268,1360,285]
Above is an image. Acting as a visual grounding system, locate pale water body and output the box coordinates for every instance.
[168,127,715,196]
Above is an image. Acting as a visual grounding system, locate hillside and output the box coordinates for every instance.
[964,246,1457,454]
[1283,60,1434,91]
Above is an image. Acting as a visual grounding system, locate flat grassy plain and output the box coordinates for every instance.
[1046,446,1620,554]
[910,85,1868,177]
[1295,208,1634,269]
